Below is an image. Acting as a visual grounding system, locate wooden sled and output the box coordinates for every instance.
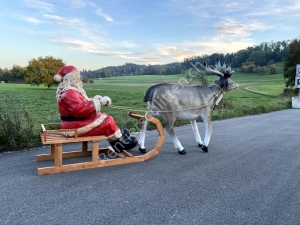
[36,112,165,176]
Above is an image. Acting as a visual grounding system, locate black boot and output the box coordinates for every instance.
[121,128,130,138]
[109,136,137,153]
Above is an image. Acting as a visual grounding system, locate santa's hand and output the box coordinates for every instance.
[100,96,112,106]
[93,95,102,101]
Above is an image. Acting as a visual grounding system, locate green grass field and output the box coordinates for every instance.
[0,64,295,151]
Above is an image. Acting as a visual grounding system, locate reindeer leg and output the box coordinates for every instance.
[190,120,204,147]
[200,110,212,153]
[138,118,148,153]
[164,116,186,155]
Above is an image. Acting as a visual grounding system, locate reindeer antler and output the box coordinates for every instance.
[217,57,235,77]
[225,63,234,76]
[199,61,224,77]
[200,57,235,77]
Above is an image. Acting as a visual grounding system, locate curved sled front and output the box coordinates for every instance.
[36,112,165,175]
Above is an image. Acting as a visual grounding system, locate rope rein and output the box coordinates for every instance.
[107,84,224,113]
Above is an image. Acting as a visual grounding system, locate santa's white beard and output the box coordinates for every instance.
[74,83,88,97]
[56,73,89,101]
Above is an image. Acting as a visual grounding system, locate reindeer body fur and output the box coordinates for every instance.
[139,59,239,154]
[144,83,215,120]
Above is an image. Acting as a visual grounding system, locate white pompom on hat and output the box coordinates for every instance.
[54,65,77,82]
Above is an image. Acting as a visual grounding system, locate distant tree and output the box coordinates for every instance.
[26,56,65,88]
[10,65,28,81]
[100,70,106,78]
[0,65,27,83]
[82,76,89,83]
[283,38,300,87]
[247,51,266,66]
[88,79,94,84]
[270,65,277,74]
[0,68,10,82]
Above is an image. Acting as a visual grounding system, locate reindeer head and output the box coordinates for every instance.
[200,58,239,93]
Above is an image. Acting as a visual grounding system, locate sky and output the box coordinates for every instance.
[0,0,300,71]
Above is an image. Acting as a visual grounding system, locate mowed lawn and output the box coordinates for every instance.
[0,67,293,134]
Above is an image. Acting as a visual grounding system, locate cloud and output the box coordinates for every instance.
[293,0,300,8]
[213,18,266,40]
[96,7,113,22]
[53,37,159,64]
[43,14,82,26]
[53,38,96,51]
[22,17,43,25]
[167,0,254,18]
[89,2,114,22]
[157,40,255,61]
[24,0,53,12]
[65,0,86,8]
[115,41,138,49]
[158,45,198,60]
[43,14,106,42]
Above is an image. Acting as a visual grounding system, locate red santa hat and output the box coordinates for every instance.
[54,65,78,82]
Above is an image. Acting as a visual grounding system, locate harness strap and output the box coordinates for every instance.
[209,85,220,110]
[209,86,217,97]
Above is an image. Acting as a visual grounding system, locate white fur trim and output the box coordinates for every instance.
[62,114,107,137]
[107,129,122,142]
[54,74,62,82]
[93,99,101,112]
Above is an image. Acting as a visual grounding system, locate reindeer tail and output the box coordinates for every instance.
[143,83,168,102]
[143,86,156,102]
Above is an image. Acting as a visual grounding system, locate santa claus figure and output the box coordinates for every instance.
[54,65,137,153]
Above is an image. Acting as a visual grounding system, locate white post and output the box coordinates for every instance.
[292,64,300,108]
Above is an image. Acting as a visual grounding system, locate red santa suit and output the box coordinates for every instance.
[54,65,122,141]
[59,89,120,138]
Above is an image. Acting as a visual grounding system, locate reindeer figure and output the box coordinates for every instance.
[139,58,239,154]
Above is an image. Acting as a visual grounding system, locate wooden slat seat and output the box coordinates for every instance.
[41,132,108,144]
[36,112,165,176]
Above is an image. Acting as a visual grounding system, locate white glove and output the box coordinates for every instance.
[93,95,102,101]
[100,96,112,106]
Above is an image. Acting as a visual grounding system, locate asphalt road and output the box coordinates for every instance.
[0,109,300,225]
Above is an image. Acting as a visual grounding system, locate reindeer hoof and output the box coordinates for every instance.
[139,147,147,153]
[202,145,208,153]
[198,143,203,148]
[178,149,186,155]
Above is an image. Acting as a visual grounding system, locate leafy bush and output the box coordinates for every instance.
[215,98,234,110]
[270,65,277,74]
[0,95,40,152]
[282,88,299,97]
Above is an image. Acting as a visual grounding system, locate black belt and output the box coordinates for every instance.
[60,115,88,121]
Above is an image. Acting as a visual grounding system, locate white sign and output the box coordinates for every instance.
[296,64,300,88]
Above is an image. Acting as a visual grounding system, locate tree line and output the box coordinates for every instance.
[0,38,299,88]
[81,62,183,79]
